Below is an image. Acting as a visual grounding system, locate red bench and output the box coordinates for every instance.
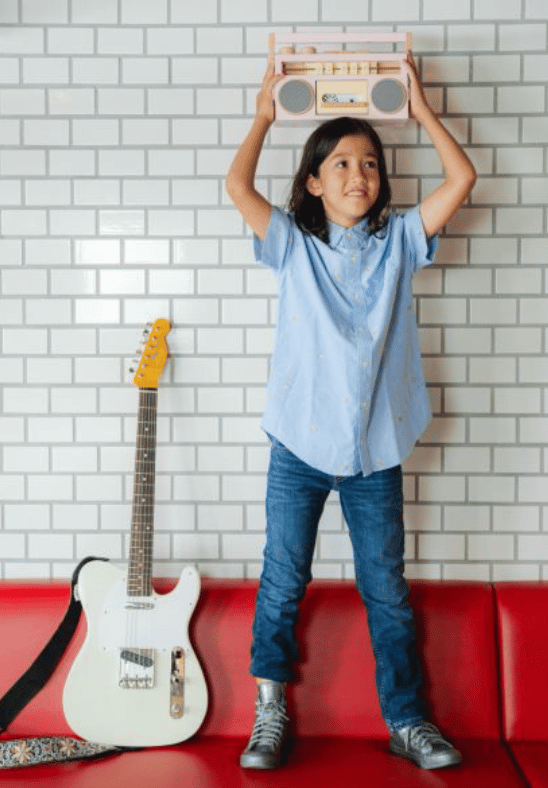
[0,578,541,786]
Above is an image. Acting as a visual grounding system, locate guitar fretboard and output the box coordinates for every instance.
[128,387,157,597]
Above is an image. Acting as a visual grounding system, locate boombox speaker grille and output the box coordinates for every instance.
[278,79,315,115]
[371,78,407,114]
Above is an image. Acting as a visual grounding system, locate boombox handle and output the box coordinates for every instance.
[268,31,413,64]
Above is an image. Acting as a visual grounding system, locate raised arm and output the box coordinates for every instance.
[226,64,283,241]
[404,52,477,239]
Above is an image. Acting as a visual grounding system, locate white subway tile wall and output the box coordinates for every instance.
[0,1,546,581]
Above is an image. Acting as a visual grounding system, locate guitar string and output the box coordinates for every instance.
[126,388,157,686]
[144,389,155,678]
[128,390,140,684]
[134,388,148,684]
[149,390,158,680]
[142,388,154,683]
[130,389,140,683]
[135,389,143,680]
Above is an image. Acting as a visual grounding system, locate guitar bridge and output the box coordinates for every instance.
[170,647,185,718]
[119,648,155,689]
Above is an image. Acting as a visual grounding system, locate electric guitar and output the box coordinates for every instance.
[63,319,208,747]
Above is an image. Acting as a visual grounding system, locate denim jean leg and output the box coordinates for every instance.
[339,465,427,729]
[251,440,331,682]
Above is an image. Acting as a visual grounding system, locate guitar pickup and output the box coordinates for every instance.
[121,649,154,668]
[119,648,155,689]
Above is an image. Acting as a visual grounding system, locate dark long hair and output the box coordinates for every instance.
[288,116,391,244]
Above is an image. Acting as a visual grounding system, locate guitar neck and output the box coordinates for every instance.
[128,387,158,597]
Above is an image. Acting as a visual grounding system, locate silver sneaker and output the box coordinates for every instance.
[240,681,289,770]
[389,722,463,769]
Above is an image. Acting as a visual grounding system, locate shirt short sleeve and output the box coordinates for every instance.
[253,206,294,273]
[403,205,438,274]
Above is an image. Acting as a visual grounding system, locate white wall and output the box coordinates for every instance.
[1,0,547,581]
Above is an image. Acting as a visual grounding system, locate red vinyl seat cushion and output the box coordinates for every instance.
[0,740,527,788]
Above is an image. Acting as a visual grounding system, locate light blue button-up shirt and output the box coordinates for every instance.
[254,205,438,477]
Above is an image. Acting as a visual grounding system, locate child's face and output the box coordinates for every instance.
[305,134,381,229]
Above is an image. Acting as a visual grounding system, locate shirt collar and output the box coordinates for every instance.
[328,217,370,249]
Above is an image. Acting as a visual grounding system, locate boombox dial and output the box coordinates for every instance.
[270,31,412,124]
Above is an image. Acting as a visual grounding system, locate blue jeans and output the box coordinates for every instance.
[251,436,427,730]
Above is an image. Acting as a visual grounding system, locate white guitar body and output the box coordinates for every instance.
[62,559,208,747]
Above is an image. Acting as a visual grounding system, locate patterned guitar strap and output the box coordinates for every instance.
[0,558,134,769]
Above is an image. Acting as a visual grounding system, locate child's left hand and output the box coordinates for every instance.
[402,50,477,239]
[403,51,432,124]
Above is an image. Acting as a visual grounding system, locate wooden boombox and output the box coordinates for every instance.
[270,31,412,124]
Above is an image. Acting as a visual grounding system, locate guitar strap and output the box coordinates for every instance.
[0,557,135,769]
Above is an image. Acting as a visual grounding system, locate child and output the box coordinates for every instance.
[226,52,476,771]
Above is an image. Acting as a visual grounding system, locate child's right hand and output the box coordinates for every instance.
[255,63,283,124]
[226,61,281,241]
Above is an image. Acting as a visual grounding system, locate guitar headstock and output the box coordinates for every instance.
[133,318,170,389]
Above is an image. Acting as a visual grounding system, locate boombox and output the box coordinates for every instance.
[270,31,412,124]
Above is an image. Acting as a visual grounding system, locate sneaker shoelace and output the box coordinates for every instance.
[248,700,289,750]
[408,723,448,751]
